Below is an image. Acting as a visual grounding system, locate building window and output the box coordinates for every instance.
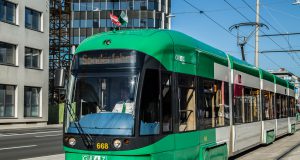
[0,84,15,117]
[24,87,40,117]
[25,8,41,31]
[0,0,16,24]
[0,42,16,65]
[25,47,41,69]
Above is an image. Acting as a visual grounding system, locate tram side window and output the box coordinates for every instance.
[262,91,275,120]
[281,95,288,118]
[161,72,172,133]
[289,97,295,117]
[244,87,259,123]
[233,85,260,124]
[276,94,282,118]
[178,74,196,132]
[140,69,160,135]
[198,79,230,129]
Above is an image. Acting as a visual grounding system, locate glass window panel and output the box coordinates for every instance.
[0,42,16,65]
[80,2,87,11]
[6,2,15,23]
[25,8,32,28]
[134,1,140,10]
[73,20,80,28]
[133,19,139,27]
[73,3,80,11]
[100,19,106,27]
[32,51,39,68]
[113,2,119,10]
[24,87,40,117]
[148,2,154,10]
[86,3,93,11]
[0,87,4,117]
[106,19,112,27]
[0,1,4,21]
[107,2,113,10]
[148,19,154,28]
[140,18,146,27]
[25,8,41,31]
[120,2,128,10]
[80,20,86,28]
[93,19,99,28]
[140,69,160,135]
[100,2,106,10]
[86,20,93,28]
[0,85,14,117]
[93,2,101,10]
[140,1,147,10]
[74,37,80,45]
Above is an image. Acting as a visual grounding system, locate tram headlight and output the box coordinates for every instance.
[68,137,76,146]
[113,139,122,149]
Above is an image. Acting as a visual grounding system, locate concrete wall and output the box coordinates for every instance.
[0,0,49,128]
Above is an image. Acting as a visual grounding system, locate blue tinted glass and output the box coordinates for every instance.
[148,2,154,10]
[0,1,4,21]
[80,20,86,28]
[106,19,112,27]
[107,2,113,10]
[73,3,80,11]
[73,20,80,28]
[100,2,106,10]
[93,20,99,28]
[86,3,93,11]
[100,19,106,27]
[93,2,101,11]
[140,19,146,27]
[32,11,40,30]
[6,2,15,23]
[133,19,139,27]
[80,36,86,43]
[134,1,140,10]
[25,8,31,27]
[113,2,119,10]
[120,2,128,10]
[147,19,154,28]
[80,2,86,11]
[73,37,80,45]
[86,20,93,28]
[127,19,133,27]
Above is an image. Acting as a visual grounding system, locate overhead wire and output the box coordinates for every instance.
[241,0,300,65]
[222,0,282,68]
[183,0,279,66]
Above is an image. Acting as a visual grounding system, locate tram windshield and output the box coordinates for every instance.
[65,50,143,136]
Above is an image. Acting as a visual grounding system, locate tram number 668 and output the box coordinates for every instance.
[96,143,109,150]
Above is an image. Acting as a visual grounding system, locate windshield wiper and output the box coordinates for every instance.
[65,99,94,149]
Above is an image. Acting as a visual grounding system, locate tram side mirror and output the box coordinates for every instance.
[54,68,66,88]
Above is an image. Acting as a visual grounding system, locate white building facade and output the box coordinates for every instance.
[0,0,49,128]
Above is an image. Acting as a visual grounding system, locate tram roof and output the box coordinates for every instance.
[74,29,290,87]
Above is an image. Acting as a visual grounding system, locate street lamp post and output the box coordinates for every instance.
[166,14,175,30]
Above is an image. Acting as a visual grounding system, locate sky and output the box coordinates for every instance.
[171,0,300,76]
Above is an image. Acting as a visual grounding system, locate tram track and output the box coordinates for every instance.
[276,140,300,160]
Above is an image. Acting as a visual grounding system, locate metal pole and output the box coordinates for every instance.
[255,0,260,67]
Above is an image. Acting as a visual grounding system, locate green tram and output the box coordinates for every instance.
[62,29,297,160]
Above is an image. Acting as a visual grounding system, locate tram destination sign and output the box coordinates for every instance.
[79,52,136,65]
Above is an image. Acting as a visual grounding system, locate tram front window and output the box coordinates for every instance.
[65,50,142,136]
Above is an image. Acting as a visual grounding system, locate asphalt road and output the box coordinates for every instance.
[0,126,63,160]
